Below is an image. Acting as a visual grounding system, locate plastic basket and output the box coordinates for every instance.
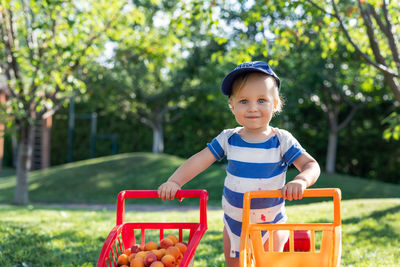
[96,190,208,267]
[239,188,342,267]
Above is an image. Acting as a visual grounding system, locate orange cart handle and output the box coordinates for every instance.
[116,190,208,226]
[243,188,341,226]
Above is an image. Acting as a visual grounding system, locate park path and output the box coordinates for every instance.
[30,202,221,212]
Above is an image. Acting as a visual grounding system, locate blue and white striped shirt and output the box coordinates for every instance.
[207,127,305,257]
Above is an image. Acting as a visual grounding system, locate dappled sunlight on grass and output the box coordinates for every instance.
[0,176,14,189]
[96,179,114,189]
[339,199,400,266]
[1,153,399,265]
[286,200,334,223]
[1,199,399,266]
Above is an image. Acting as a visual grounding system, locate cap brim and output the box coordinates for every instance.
[221,68,275,96]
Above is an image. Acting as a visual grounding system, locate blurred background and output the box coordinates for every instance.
[1,0,399,205]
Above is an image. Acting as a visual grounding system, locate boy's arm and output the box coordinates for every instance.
[282,152,321,201]
[157,147,217,200]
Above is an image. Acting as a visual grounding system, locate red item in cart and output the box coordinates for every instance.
[283,230,311,252]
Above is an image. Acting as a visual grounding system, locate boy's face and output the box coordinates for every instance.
[230,74,278,132]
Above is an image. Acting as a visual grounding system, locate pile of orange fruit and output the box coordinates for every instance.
[117,234,188,267]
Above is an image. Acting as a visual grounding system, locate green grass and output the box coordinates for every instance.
[1,198,399,266]
[0,167,16,177]
[1,152,399,205]
[1,153,400,266]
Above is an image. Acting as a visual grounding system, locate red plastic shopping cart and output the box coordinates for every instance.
[96,190,208,267]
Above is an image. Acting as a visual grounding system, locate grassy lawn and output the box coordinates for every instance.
[1,152,399,266]
[1,153,399,205]
[1,198,399,266]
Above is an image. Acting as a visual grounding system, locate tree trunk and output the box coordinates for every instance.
[0,120,4,176]
[152,120,164,154]
[14,123,35,205]
[41,116,52,169]
[326,130,338,174]
[11,133,18,168]
[0,91,5,176]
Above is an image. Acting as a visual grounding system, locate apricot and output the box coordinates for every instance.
[160,238,174,249]
[166,235,178,245]
[130,257,145,267]
[177,252,183,261]
[118,254,130,265]
[128,253,136,262]
[135,251,149,259]
[151,249,165,261]
[166,246,181,259]
[144,252,158,266]
[150,261,165,267]
[161,254,176,267]
[145,241,158,251]
[175,242,187,255]
[124,248,131,256]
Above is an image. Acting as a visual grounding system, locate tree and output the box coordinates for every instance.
[100,0,220,153]
[213,0,385,173]
[305,0,399,102]
[0,0,125,204]
[268,4,382,174]
[281,41,378,173]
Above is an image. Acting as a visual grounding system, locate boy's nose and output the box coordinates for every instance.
[248,103,258,111]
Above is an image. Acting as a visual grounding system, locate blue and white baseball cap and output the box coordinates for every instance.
[221,61,281,96]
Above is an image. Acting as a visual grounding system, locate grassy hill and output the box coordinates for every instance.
[1,152,399,205]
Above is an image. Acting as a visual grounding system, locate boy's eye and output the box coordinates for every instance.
[258,99,267,103]
[239,99,248,104]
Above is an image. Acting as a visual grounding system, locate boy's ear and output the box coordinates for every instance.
[229,100,234,112]
[273,99,279,110]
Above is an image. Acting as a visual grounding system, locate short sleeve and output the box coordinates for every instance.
[275,129,305,165]
[207,128,236,161]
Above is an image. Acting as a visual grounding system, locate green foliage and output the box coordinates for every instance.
[383,112,400,140]
[2,0,399,188]
[0,0,125,126]
[0,0,133,204]
[94,0,222,137]
[303,0,400,104]
[337,102,400,183]
[49,103,153,165]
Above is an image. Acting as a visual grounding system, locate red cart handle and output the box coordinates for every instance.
[116,190,208,225]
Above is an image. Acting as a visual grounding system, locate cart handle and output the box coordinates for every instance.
[243,188,341,226]
[116,190,208,226]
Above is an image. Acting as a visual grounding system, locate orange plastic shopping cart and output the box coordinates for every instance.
[96,189,208,267]
[239,188,342,267]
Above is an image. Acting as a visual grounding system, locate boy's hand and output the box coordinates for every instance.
[281,179,307,201]
[157,181,181,201]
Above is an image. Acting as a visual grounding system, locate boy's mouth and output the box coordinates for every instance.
[246,116,260,119]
